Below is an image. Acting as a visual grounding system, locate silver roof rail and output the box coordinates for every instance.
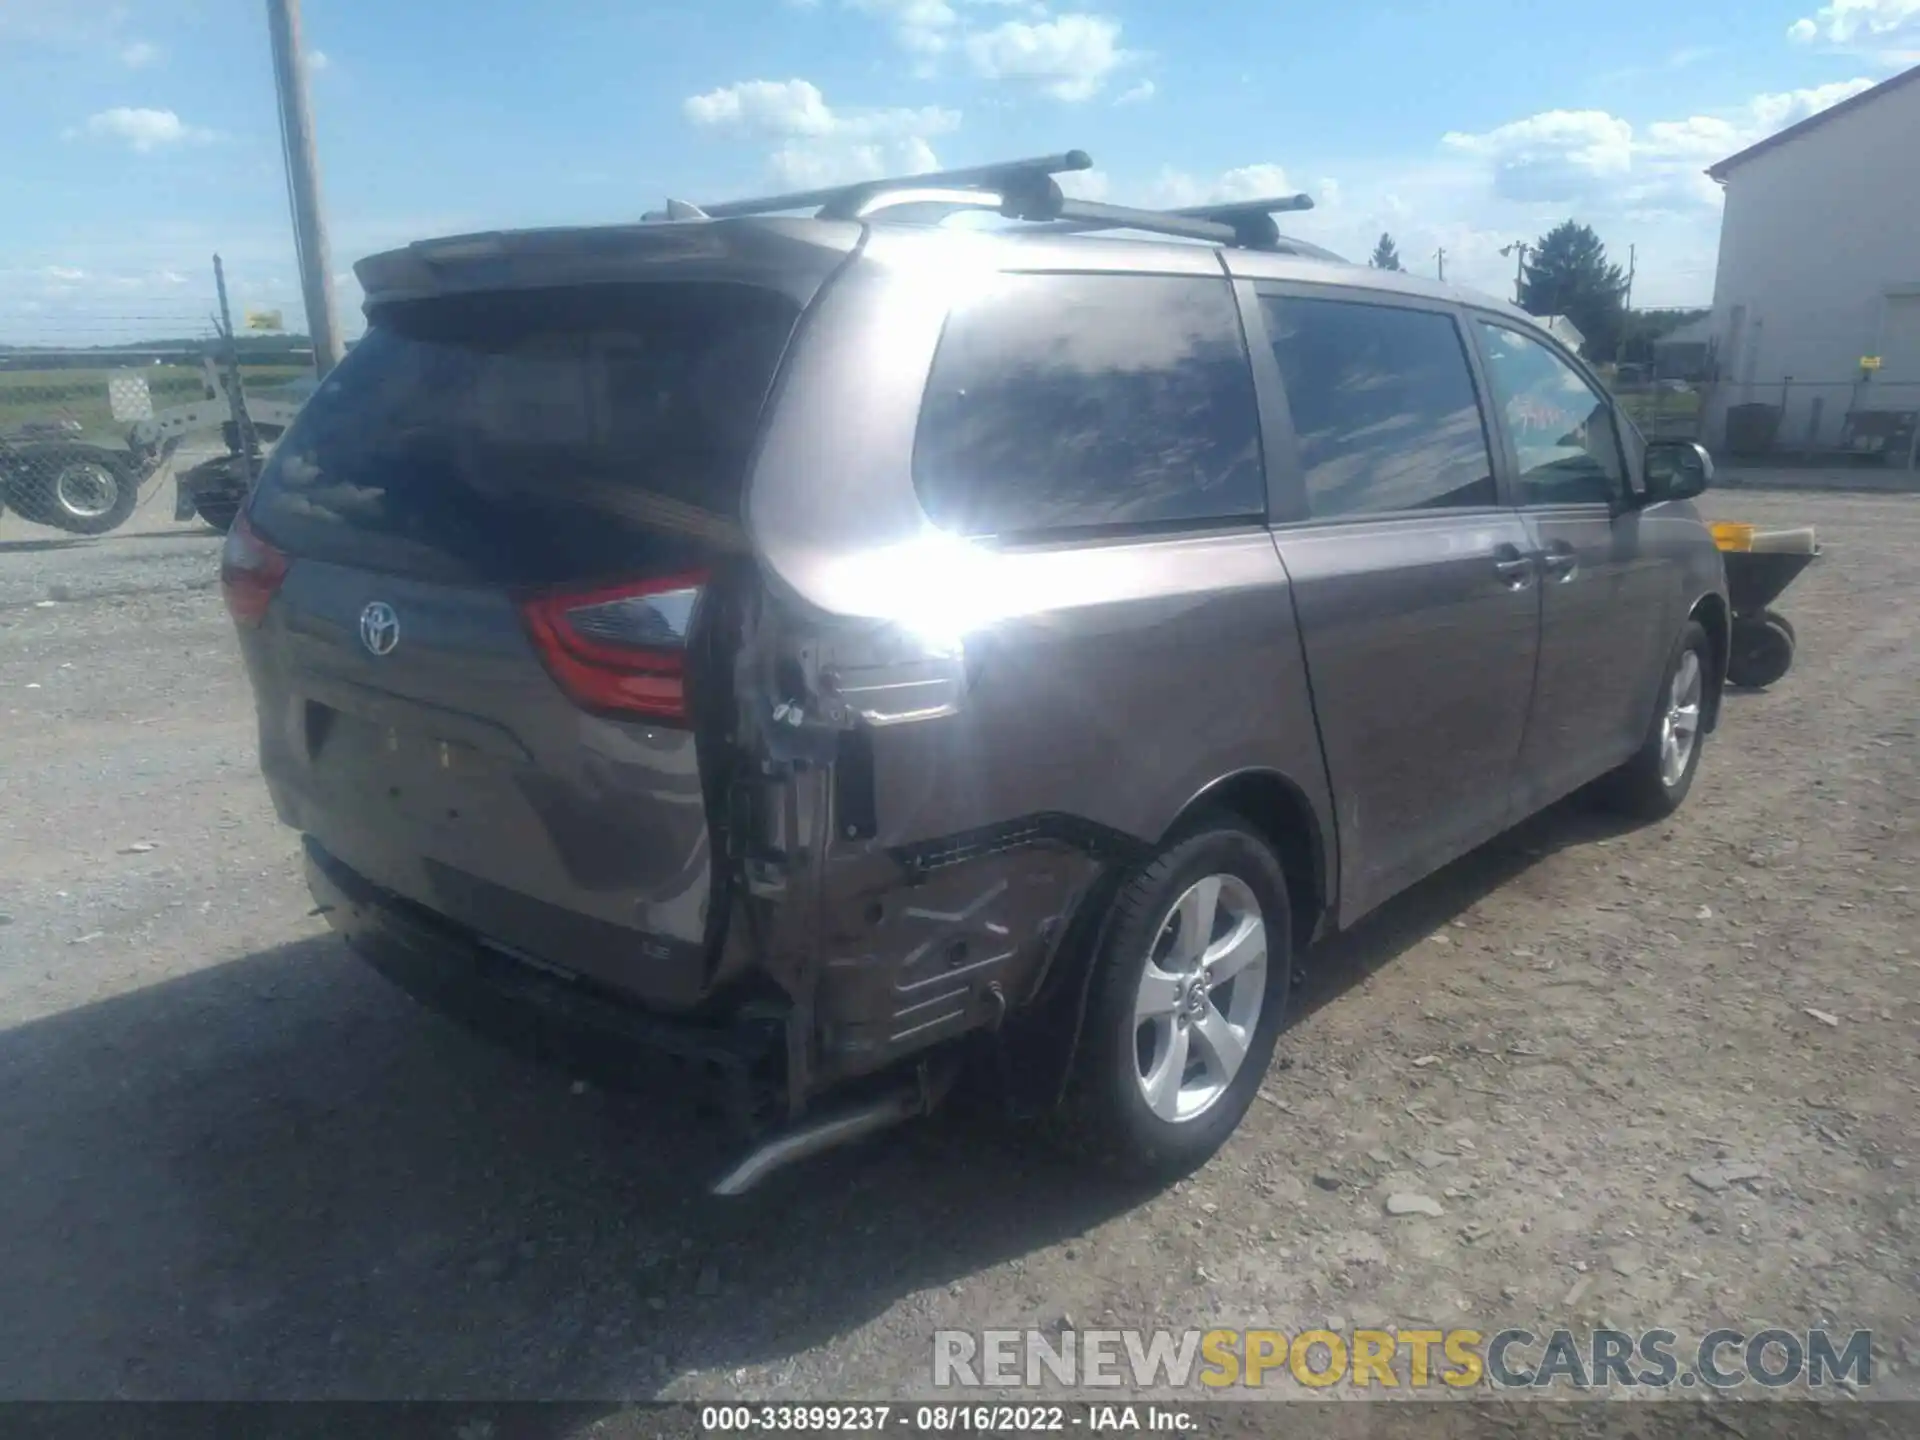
[642,151,1331,254]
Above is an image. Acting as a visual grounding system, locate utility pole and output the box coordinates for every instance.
[1500,241,1530,305]
[265,0,343,377]
[1619,244,1637,363]
[213,255,257,488]
[1435,247,1446,282]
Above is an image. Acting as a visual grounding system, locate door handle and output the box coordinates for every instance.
[1492,543,1535,588]
[1541,542,1579,581]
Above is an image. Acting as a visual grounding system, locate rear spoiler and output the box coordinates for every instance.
[354,217,861,311]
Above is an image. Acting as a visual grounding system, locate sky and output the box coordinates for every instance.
[2,0,1917,346]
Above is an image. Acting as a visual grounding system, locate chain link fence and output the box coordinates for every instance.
[1614,378,1709,444]
[1615,374,1920,471]
[1,357,311,540]
[0,365,196,536]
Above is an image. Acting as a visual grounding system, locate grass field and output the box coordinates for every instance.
[0,366,307,442]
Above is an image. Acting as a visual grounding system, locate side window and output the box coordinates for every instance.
[913,274,1265,537]
[1476,322,1627,506]
[1262,295,1496,518]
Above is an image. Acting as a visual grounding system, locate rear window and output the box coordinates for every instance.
[249,283,799,584]
[912,273,1265,538]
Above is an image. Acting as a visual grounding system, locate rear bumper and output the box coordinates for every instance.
[303,837,785,1132]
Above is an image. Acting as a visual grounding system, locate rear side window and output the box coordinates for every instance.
[248,283,798,584]
[1263,295,1495,519]
[913,273,1264,537]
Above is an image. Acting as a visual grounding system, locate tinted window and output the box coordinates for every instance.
[913,274,1264,537]
[1263,296,1494,518]
[249,283,798,584]
[1476,321,1626,506]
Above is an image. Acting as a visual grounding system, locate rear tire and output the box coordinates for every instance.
[1603,620,1711,819]
[45,453,138,535]
[1064,819,1292,1179]
[1726,613,1794,689]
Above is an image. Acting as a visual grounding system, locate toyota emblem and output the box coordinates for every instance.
[359,601,400,657]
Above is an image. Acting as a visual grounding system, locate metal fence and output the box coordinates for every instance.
[1615,379,1709,445]
[1712,377,1920,467]
[0,358,310,539]
[0,368,188,537]
[1616,375,1920,470]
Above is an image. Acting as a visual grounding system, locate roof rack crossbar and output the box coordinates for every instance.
[643,153,1336,255]
[657,151,1093,222]
[1047,198,1242,246]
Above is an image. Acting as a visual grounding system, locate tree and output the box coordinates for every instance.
[1517,221,1628,360]
[1368,233,1404,271]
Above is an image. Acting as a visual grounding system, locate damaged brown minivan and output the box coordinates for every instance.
[224,152,1729,1192]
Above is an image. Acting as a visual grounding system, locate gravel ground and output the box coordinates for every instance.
[1,490,1915,1411]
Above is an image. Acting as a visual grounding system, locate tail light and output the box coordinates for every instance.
[220,510,289,628]
[520,571,707,725]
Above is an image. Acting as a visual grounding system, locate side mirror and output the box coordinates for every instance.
[1642,439,1713,504]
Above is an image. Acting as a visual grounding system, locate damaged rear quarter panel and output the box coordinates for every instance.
[733,231,1336,1086]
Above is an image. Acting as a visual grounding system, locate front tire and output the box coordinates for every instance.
[1604,619,1711,819]
[1065,820,1293,1178]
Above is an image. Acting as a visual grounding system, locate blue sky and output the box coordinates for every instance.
[2,0,1917,345]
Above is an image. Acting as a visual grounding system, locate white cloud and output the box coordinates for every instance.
[43,266,86,282]
[1440,80,1878,216]
[1787,0,1920,54]
[847,0,959,56]
[1209,163,1298,202]
[1057,167,1110,200]
[72,107,215,153]
[683,78,961,187]
[1443,110,1634,203]
[1744,76,1879,129]
[1114,78,1154,105]
[686,78,838,135]
[120,40,161,69]
[965,14,1129,100]
[309,49,330,71]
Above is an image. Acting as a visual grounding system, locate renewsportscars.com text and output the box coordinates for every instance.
[932,1326,1873,1391]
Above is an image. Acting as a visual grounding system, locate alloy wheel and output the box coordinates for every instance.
[1131,873,1269,1123]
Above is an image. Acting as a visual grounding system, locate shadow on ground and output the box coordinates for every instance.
[0,794,1648,1401]
[1290,790,1645,1026]
[0,537,87,555]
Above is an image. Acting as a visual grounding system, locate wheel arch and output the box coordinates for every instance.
[1012,767,1333,1117]
[1164,767,1333,955]
[1688,590,1730,731]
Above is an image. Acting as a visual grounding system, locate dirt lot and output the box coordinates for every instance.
[0,489,1915,1411]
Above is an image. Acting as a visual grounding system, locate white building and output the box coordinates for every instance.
[1702,62,1920,455]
